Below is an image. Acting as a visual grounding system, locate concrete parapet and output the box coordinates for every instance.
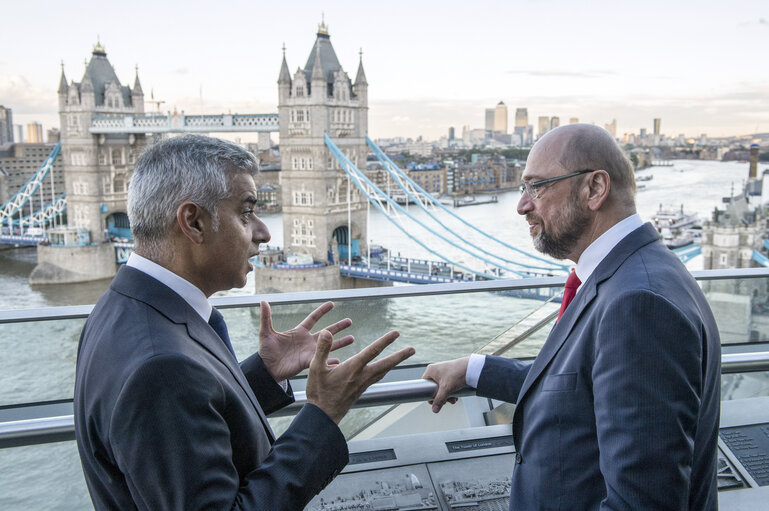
[30,243,117,284]
[254,264,391,294]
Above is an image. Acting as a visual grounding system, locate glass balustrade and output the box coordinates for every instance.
[1,268,769,509]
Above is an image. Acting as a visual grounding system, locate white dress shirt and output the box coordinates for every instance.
[127,252,212,322]
[465,214,644,387]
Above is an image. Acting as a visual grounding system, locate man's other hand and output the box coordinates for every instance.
[422,357,470,413]
[306,330,415,424]
[258,301,354,382]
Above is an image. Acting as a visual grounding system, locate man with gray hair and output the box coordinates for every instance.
[424,124,720,510]
[75,134,414,510]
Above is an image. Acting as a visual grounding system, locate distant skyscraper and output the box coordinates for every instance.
[569,117,579,124]
[26,122,43,143]
[494,101,508,133]
[550,116,560,130]
[462,124,471,144]
[485,108,495,131]
[605,119,617,138]
[515,108,528,128]
[0,106,13,145]
[448,126,455,141]
[14,125,24,143]
[513,108,529,145]
[749,144,759,179]
[653,118,661,136]
[538,116,550,138]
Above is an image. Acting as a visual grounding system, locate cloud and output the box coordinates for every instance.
[174,67,189,75]
[738,18,769,28]
[0,74,57,114]
[506,69,616,78]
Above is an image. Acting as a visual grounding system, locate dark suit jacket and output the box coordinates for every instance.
[477,223,720,510]
[74,266,348,510]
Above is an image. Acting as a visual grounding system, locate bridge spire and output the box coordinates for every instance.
[354,48,367,86]
[278,43,291,85]
[318,13,328,36]
[132,64,143,96]
[58,61,68,94]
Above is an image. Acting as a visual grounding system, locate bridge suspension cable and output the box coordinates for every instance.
[326,134,507,279]
[366,136,568,274]
[326,135,570,279]
[0,142,62,229]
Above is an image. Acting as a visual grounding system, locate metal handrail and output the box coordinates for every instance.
[3,351,769,448]
[2,267,768,324]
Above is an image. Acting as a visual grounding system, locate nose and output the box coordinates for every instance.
[252,216,271,245]
[517,191,534,216]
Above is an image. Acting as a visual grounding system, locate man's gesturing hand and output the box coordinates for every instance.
[258,301,354,382]
[306,329,415,424]
[422,357,469,413]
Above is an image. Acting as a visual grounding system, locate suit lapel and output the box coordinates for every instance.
[111,266,275,442]
[514,223,661,404]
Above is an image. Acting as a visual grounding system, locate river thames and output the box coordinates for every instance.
[0,159,765,509]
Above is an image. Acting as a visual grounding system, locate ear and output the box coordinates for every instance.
[176,201,208,244]
[585,170,610,212]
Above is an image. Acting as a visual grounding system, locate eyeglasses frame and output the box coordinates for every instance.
[519,169,595,199]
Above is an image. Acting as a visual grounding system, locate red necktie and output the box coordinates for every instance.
[557,270,582,321]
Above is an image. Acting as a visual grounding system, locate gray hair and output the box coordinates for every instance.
[557,124,636,206]
[127,135,258,257]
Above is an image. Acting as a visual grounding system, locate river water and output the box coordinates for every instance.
[0,159,765,509]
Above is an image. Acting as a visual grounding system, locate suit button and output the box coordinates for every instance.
[515,452,523,464]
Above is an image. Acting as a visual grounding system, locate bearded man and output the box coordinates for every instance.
[424,124,720,510]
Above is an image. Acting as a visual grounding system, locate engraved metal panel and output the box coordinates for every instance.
[720,423,769,486]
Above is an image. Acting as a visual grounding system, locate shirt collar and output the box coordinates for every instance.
[126,252,212,322]
[574,213,644,285]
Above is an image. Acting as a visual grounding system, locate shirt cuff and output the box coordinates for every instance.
[466,354,486,388]
[278,379,288,392]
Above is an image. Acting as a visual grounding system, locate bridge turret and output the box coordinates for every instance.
[278,46,292,104]
[353,51,368,105]
[132,66,144,113]
[58,63,68,96]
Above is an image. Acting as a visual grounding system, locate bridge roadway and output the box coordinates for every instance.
[340,256,561,301]
[0,234,48,247]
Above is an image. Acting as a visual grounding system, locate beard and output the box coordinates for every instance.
[529,186,591,260]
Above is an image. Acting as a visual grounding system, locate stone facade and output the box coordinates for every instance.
[30,243,117,284]
[254,265,389,294]
[278,23,369,263]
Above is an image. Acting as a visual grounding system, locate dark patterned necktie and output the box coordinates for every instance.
[557,270,582,321]
[209,307,236,359]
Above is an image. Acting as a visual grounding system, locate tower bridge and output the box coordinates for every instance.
[2,24,703,289]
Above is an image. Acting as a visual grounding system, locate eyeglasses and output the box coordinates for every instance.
[519,169,595,199]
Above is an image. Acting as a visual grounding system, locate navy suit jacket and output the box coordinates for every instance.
[477,223,720,510]
[74,266,348,510]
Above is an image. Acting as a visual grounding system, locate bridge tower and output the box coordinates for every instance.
[32,42,147,283]
[57,41,146,244]
[278,21,369,263]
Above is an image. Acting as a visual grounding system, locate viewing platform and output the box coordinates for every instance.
[2,268,769,509]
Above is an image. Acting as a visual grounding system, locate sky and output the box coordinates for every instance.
[1,0,768,142]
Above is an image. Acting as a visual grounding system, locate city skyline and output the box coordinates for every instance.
[1,0,768,142]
